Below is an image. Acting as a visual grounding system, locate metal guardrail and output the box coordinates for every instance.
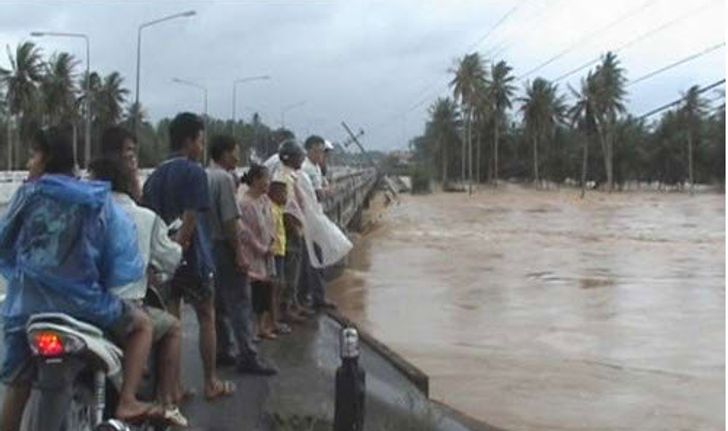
[0,167,380,213]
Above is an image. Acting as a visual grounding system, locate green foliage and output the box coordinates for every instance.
[411,51,724,190]
[409,164,433,194]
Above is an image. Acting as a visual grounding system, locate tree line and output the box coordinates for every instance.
[0,41,295,170]
[411,51,725,194]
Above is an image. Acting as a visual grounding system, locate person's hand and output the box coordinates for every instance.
[235,250,249,273]
[174,231,191,251]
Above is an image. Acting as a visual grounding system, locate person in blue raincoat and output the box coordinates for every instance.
[0,128,160,430]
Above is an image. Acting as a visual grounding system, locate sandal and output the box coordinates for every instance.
[205,380,236,401]
[163,406,189,427]
[275,323,292,335]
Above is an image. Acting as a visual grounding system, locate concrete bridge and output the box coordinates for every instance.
[0,166,495,430]
[0,167,381,231]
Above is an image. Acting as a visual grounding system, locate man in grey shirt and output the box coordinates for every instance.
[207,135,276,375]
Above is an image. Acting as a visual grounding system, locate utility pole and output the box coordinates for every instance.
[341,122,374,168]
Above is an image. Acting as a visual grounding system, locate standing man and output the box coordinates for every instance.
[142,113,235,401]
[206,134,276,375]
[299,135,336,310]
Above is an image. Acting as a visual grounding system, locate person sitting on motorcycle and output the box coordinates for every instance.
[0,127,158,430]
[89,156,188,427]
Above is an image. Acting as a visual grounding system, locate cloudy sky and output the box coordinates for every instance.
[0,0,724,151]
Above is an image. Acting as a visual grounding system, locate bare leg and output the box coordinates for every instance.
[115,308,154,420]
[193,298,219,395]
[157,321,182,406]
[1,385,30,431]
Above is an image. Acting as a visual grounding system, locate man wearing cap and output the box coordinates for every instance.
[299,136,336,310]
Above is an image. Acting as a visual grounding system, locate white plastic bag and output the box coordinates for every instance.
[296,172,352,268]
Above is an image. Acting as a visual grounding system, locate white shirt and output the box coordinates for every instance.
[264,154,281,173]
[301,157,323,191]
[111,193,183,300]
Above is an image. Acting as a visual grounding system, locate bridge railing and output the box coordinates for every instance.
[0,167,380,217]
[323,167,379,227]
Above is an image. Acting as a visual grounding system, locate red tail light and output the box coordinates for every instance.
[33,332,65,357]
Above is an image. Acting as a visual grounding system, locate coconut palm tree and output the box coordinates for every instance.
[592,51,626,192]
[97,71,129,129]
[0,41,45,169]
[41,52,79,125]
[472,81,492,184]
[427,97,461,186]
[489,60,515,186]
[519,77,565,185]
[678,85,708,193]
[450,52,487,192]
[569,70,600,198]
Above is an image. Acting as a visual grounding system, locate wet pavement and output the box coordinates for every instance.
[0,308,495,430]
[329,185,725,431]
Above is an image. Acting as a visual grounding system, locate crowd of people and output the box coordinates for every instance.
[0,111,350,429]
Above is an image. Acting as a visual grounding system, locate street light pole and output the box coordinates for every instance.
[281,100,307,129]
[172,77,208,162]
[30,31,90,170]
[134,10,196,137]
[231,75,270,136]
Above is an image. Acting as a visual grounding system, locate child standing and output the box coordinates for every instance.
[239,164,278,340]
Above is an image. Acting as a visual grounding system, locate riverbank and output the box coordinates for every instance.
[329,184,725,430]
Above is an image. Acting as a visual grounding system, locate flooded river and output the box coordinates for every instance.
[329,185,725,431]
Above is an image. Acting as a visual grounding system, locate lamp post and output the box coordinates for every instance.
[231,75,270,136]
[171,77,208,162]
[30,31,90,169]
[281,100,307,129]
[134,10,196,137]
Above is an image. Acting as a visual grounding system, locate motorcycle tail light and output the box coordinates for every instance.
[33,332,65,357]
[29,331,85,358]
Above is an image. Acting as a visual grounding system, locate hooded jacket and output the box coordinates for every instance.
[0,175,144,333]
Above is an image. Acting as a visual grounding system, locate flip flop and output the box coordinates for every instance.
[205,380,236,401]
[275,323,292,335]
[163,406,189,428]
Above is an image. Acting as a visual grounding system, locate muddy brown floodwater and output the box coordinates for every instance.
[329,184,725,431]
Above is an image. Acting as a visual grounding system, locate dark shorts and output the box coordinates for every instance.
[251,281,273,315]
[167,263,214,306]
[0,301,138,387]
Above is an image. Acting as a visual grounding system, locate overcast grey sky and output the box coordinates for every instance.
[0,0,725,151]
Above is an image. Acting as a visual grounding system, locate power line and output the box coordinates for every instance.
[552,0,719,83]
[517,0,658,80]
[367,0,529,134]
[627,42,725,87]
[466,0,531,52]
[637,79,725,119]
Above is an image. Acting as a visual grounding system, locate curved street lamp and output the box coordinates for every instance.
[171,77,208,162]
[232,75,270,135]
[133,10,196,136]
[281,100,307,129]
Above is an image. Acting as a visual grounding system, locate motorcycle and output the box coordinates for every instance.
[19,287,170,431]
